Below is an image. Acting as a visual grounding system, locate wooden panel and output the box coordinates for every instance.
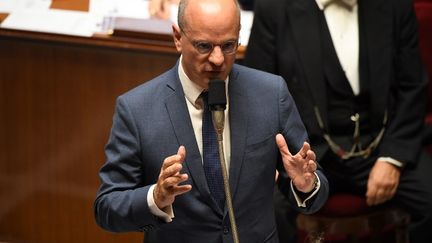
[0,33,179,243]
[51,0,90,11]
[0,13,8,23]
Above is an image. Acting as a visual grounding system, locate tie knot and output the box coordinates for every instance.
[200,91,209,109]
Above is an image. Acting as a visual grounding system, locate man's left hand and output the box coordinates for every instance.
[276,134,317,193]
[366,160,401,206]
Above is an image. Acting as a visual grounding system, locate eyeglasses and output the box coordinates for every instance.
[181,29,239,55]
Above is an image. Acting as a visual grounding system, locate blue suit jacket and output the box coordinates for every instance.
[94,63,329,243]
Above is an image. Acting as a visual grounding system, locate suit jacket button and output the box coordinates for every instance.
[223,226,229,234]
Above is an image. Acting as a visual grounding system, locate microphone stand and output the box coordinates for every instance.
[212,109,240,243]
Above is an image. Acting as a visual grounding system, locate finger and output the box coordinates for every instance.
[307,160,317,173]
[154,182,191,209]
[177,145,186,162]
[381,185,396,203]
[276,134,292,157]
[368,180,396,205]
[366,193,377,206]
[305,149,316,162]
[160,146,187,178]
[162,155,182,171]
[373,188,388,205]
[366,184,387,206]
[172,184,192,196]
[165,163,184,177]
[373,183,396,205]
[389,185,398,199]
[297,142,311,158]
[164,172,189,186]
[163,174,192,196]
[162,146,186,170]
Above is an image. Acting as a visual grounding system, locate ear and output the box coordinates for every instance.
[172,25,182,52]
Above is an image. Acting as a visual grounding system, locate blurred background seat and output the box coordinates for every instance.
[296,194,410,243]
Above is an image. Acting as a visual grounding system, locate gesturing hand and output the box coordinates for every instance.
[276,134,317,193]
[154,146,192,210]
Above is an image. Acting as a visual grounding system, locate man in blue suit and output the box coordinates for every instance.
[94,0,328,242]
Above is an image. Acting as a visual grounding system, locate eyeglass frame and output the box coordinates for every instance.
[179,28,240,55]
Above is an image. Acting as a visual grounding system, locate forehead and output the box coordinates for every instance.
[183,0,240,40]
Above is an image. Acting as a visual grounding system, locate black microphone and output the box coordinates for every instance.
[208,80,227,137]
[208,79,227,111]
[207,79,240,243]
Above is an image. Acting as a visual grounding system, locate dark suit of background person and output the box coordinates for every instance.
[245,0,432,242]
[94,0,329,242]
[238,0,255,10]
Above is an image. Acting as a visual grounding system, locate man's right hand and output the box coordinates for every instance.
[154,146,192,210]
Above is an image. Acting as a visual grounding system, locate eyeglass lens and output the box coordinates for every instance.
[194,41,238,54]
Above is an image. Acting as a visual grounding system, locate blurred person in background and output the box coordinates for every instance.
[244,0,432,242]
[148,0,254,19]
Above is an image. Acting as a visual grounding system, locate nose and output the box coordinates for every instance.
[208,46,224,66]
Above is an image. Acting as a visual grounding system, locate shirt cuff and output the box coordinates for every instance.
[291,172,320,208]
[378,157,403,168]
[147,184,174,222]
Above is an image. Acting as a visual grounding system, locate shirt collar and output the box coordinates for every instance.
[178,55,229,107]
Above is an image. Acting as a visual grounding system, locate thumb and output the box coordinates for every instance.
[177,145,186,162]
[276,134,292,157]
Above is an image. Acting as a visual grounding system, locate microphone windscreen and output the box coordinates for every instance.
[208,80,227,110]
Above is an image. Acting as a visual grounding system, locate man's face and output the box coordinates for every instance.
[173,0,240,89]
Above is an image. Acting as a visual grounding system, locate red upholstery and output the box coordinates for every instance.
[414,0,432,126]
[414,0,432,156]
[296,194,410,243]
[315,194,369,217]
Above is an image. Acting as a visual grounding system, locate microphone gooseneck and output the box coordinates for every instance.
[208,80,239,243]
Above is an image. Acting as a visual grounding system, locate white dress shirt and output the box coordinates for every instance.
[316,0,360,95]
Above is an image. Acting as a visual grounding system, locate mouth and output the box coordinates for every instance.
[205,70,224,74]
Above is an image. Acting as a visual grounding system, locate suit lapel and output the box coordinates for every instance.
[227,68,248,204]
[360,0,391,125]
[287,0,328,126]
[164,68,221,213]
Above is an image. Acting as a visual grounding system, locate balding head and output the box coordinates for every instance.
[172,0,241,89]
[177,0,241,32]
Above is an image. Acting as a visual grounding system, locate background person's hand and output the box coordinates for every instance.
[276,134,317,193]
[366,160,400,206]
[148,0,178,19]
[153,146,192,210]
